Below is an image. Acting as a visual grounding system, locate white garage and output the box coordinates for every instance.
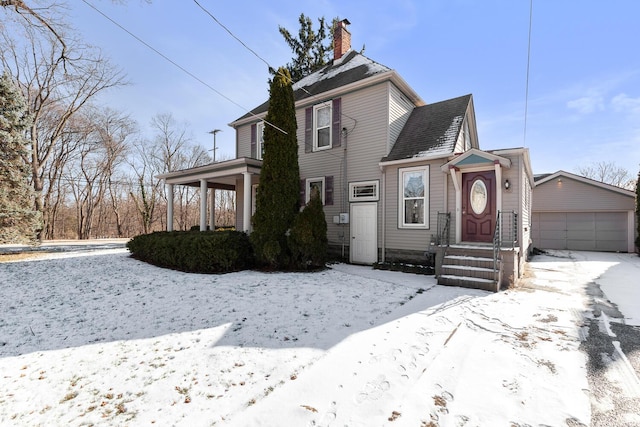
[532,171,636,253]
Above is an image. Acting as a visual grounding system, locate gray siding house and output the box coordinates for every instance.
[158,20,534,291]
[533,171,636,253]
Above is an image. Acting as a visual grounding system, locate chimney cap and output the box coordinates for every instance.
[341,18,351,26]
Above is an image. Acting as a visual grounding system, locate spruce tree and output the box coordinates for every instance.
[251,67,300,268]
[278,14,337,83]
[0,71,41,244]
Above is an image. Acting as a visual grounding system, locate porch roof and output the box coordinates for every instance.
[156,157,262,190]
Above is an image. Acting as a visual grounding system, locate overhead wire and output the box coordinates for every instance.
[191,0,358,135]
[79,0,287,135]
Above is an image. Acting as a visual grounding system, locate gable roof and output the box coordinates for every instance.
[534,170,635,197]
[382,94,472,162]
[230,51,423,126]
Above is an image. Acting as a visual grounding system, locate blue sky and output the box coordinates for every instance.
[69,0,640,175]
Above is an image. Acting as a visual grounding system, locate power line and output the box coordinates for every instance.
[79,0,287,135]
[191,1,358,132]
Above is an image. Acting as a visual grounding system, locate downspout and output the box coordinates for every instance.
[380,165,386,263]
[342,127,348,259]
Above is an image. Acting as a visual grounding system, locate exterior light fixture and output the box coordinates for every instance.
[504,179,510,190]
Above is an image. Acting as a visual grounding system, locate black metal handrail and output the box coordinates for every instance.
[493,210,518,272]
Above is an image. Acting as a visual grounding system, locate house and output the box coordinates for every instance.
[532,170,636,253]
[158,20,534,291]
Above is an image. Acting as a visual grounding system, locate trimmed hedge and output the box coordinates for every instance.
[126,230,254,273]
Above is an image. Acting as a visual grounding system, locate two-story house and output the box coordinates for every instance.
[158,20,534,291]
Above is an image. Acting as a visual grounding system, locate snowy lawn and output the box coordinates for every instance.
[0,246,638,426]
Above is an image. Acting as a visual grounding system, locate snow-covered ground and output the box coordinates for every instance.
[0,244,638,426]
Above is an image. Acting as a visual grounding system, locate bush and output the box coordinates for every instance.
[288,188,328,270]
[126,230,254,273]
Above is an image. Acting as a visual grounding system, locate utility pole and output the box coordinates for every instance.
[208,129,222,162]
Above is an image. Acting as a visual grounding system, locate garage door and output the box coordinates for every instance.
[532,212,628,252]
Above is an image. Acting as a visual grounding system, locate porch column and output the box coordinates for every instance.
[200,179,208,231]
[209,188,216,231]
[494,161,503,216]
[167,183,174,232]
[243,172,252,233]
[449,167,462,243]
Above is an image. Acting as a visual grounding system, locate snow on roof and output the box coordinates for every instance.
[292,51,390,91]
[413,115,463,158]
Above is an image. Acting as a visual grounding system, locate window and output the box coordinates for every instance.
[314,103,331,150]
[399,166,429,228]
[306,177,325,204]
[304,99,341,153]
[349,180,379,202]
[256,122,265,160]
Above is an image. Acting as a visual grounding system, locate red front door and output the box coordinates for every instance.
[462,171,495,243]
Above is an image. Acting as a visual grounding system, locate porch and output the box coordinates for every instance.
[156,157,262,232]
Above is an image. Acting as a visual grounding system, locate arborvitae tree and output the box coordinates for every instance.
[289,187,328,269]
[278,14,338,83]
[251,67,300,268]
[636,171,639,254]
[0,72,41,243]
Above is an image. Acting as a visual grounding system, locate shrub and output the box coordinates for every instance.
[288,187,328,270]
[126,230,254,273]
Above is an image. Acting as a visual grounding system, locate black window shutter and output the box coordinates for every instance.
[300,179,306,207]
[250,123,257,158]
[325,176,334,205]
[304,107,313,153]
[332,98,341,148]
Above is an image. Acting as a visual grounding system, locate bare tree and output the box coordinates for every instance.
[1,17,127,238]
[577,161,634,189]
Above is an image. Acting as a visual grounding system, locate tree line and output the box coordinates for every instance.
[0,4,236,242]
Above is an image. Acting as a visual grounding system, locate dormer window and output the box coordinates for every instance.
[314,103,332,151]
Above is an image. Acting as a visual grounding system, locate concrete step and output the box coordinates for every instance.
[441,264,499,281]
[443,254,496,269]
[437,274,500,292]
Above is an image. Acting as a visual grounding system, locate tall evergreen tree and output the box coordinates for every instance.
[251,67,300,268]
[278,14,337,83]
[0,71,41,243]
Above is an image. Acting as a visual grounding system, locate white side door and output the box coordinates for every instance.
[350,202,378,264]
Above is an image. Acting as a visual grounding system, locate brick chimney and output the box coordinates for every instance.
[333,19,351,61]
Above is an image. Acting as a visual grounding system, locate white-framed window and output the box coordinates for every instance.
[399,166,429,228]
[349,180,379,202]
[256,121,265,160]
[306,177,325,204]
[313,103,332,151]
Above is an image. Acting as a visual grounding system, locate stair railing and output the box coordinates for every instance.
[493,210,518,273]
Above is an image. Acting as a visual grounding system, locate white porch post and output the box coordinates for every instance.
[209,188,216,231]
[494,161,503,217]
[450,167,462,243]
[167,183,174,232]
[243,172,252,233]
[200,179,208,231]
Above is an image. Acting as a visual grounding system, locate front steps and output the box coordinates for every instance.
[437,244,502,292]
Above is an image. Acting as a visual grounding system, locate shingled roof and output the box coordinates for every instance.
[382,94,472,162]
[233,51,392,122]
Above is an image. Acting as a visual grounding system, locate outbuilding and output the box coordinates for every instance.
[532,171,636,253]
